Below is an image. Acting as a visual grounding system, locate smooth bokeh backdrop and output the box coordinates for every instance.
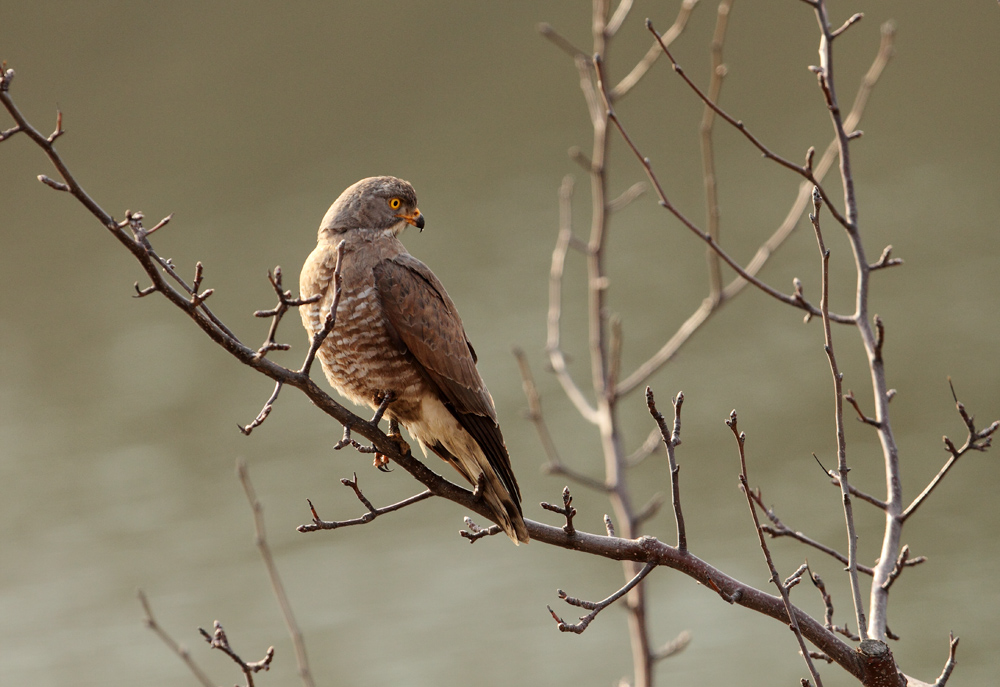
[2,3,998,686]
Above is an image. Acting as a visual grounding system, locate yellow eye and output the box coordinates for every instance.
[388,197,402,210]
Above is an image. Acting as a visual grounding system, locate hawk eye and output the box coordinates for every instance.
[388,197,402,210]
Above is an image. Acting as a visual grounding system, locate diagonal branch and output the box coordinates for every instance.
[547,562,656,634]
[617,23,895,397]
[749,487,874,576]
[646,19,849,231]
[609,0,699,101]
[727,411,825,687]
[297,240,346,377]
[138,590,215,687]
[808,187,868,640]
[593,55,849,327]
[199,621,274,687]
[901,382,999,522]
[238,461,315,687]
[254,266,321,359]
[299,473,434,533]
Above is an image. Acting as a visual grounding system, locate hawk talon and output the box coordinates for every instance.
[373,453,393,472]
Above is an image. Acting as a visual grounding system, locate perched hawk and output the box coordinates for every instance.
[299,176,528,544]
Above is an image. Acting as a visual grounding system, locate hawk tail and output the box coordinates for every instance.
[426,433,529,545]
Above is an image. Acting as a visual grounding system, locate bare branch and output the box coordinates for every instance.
[138,590,214,687]
[879,544,926,592]
[199,620,274,687]
[541,486,577,535]
[254,266,321,359]
[299,474,433,533]
[460,517,503,543]
[617,24,895,395]
[297,240,346,377]
[609,0,698,100]
[537,22,588,60]
[845,390,880,428]
[604,0,633,38]
[869,245,903,271]
[607,181,646,213]
[701,0,734,303]
[809,187,868,639]
[929,633,960,687]
[646,388,686,551]
[593,55,849,328]
[633,492,665,527]
[547,562,656,634]
[652,630,692,663]
[239,381,283,436]
[238,461,315,687]
[902,383,999,522]
[750,488,875,576]
[830,12,863,40]
[727,410,825,687]
[627,426,663,467]
[546,175,600,424]
[646,18,850,230]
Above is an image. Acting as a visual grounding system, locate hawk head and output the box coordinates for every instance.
[319,176,424,237]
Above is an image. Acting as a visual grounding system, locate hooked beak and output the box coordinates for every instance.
[397,208,425,232]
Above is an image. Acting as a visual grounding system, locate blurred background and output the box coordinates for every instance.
[2,2,998,686]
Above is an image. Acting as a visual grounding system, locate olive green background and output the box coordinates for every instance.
[2,2,998,686]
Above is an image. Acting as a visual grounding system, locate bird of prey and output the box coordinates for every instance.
[299,176,528,544]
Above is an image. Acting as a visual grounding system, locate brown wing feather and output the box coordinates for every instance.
[373,254,495,419]
[373,254,522,505]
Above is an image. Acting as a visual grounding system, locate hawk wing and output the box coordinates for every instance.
[373,253,521,502]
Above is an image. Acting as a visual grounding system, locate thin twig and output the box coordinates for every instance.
[813,453,887,511]
[199,620,274,687]
[647,19,849,231]
[879,545,926,592]
[137,590,215,687]
[239,381,283,436]
[652,630,692,663]
[254,266,321,359]
[701,0,734,303]
[515,346,586,484]
[460,517,503,543]
[646,388,686,551]
[547,562,656,634]
[298,240,346,377]
[902,383,999,522]
[237,461,315,687]
[616,25,895,396]
[627,427,664,467]
[545,175,599,424]
[727,411,824,687]
[609,0,699,101]
[930,633,959,687]
[750,488,874,576]
[809,187,867,640]
[299,474,433,532]
[541,486,577,535]
[593,55,849,328]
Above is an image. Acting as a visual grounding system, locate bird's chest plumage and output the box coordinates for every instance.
[300,237,427,418]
